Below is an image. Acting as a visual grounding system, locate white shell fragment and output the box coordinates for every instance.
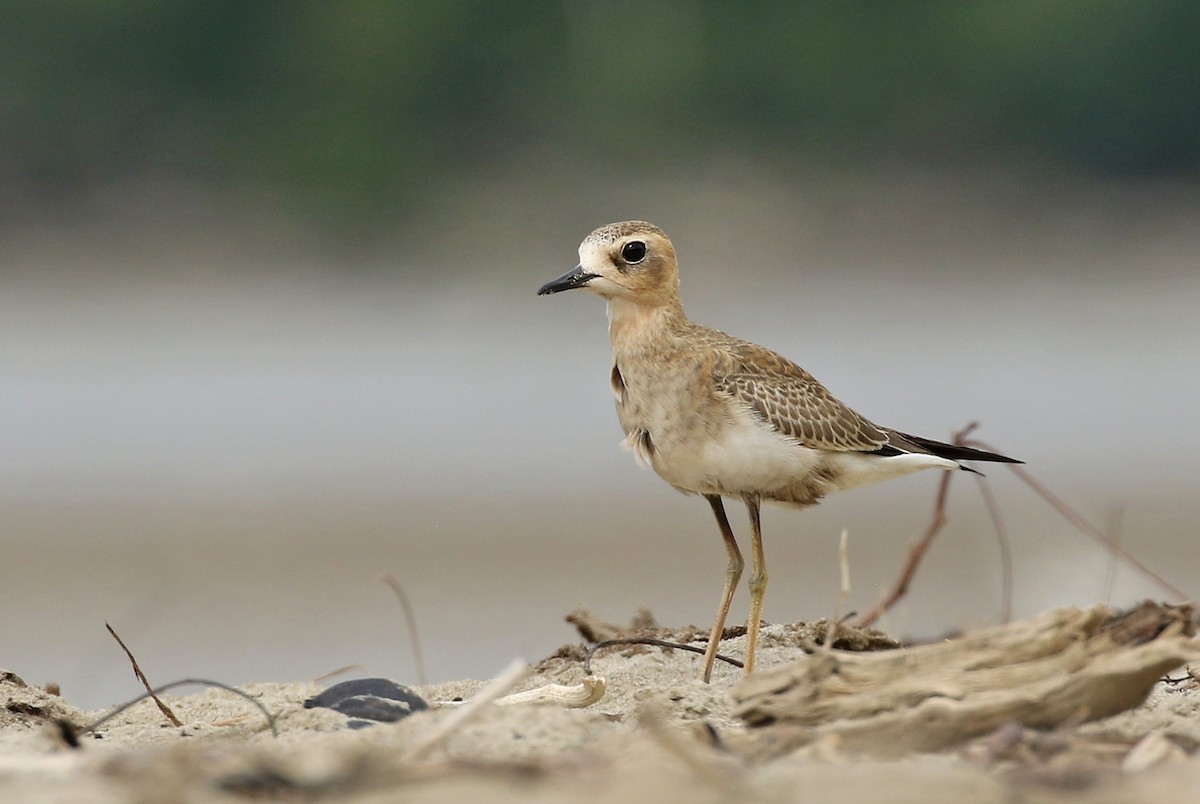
[494,677,606,708]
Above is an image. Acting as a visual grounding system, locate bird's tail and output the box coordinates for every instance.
[888,430,1022,466]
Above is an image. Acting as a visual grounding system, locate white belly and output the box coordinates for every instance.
[668,421,824,494]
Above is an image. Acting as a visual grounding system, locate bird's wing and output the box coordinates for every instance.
[711,339,889,452]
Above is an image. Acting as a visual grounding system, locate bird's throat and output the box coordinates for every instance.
[607,297,687,357]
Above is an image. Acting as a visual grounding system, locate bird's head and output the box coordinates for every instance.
[537,221,680,307]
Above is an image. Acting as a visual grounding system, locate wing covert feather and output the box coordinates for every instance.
[709,338,887,452]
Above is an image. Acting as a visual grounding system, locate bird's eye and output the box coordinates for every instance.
[621,241,647,264]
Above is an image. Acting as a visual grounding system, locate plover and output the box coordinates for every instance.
[538,221,1019,682]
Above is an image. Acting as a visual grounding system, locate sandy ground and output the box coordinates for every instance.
[2,608,1199,804]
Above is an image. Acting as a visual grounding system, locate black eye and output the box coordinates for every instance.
[621,241,647,264]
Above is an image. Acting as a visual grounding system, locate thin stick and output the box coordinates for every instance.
[104,623,181,727]
[963,438,1190,602]
[584,637,744,676]
[972,474,1014,623]
[314,664,367,684]
[380,574,429,685]
[80,679,278,737]
[404,658,527,760]
[857,469,954,628]
[1101,507,1125,603]
[824,529,852,648]
[838,528,852,613]
[857,422,1009,629]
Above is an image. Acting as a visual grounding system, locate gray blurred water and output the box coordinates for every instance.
[3,166,1198,709]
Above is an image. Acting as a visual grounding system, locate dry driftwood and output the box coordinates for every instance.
[732,602,1198,758]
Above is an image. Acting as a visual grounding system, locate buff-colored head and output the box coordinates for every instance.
[537,221,680,307]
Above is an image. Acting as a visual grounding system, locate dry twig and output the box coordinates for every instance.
[404,658,527,760]
[859,420,1188,630]
[857,459,956,627]
[105,622,181,727]
[963,437,1188,602]
[80,678,278,737]
[584,638,743,676]
[822,529,852,648]
[380,574,429,686]
[314,664,367,684]
[971,471,1014,622]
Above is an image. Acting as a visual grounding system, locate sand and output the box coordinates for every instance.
[2,606,1199,803]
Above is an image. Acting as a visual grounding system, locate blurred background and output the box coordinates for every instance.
[3,2,1199,710]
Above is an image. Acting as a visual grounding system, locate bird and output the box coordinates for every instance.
[537,220,1020,683]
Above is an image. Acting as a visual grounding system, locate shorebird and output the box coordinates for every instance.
[537,221,1019,682]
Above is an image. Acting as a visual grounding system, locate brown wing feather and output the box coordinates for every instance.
[706,334,888,452]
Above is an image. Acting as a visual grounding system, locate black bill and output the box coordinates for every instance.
[537,265,599,295]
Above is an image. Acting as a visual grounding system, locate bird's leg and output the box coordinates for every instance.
[743,495,767,675]
[702,494,743,683]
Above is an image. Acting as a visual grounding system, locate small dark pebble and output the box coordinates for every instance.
[304,678,428,725]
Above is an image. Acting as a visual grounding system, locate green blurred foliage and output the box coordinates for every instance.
[2,1,1198,224]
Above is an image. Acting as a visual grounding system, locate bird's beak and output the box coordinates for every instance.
[537,265,598,296]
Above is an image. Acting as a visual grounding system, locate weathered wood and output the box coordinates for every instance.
[732,603,1198,758]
